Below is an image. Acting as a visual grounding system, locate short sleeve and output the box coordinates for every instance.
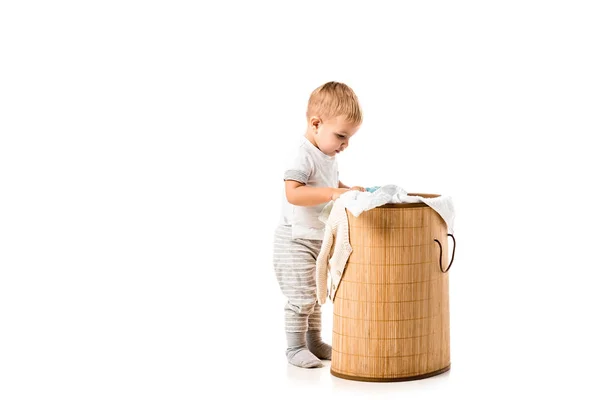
[283,148,312,184]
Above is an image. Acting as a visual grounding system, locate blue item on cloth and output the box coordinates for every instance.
[365,186,380,193]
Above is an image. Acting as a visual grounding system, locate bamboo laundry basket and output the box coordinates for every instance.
[331,194,455,382]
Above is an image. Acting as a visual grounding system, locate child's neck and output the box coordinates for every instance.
[304,129,318,148]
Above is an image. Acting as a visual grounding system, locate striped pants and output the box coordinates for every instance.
[273,225,323,333]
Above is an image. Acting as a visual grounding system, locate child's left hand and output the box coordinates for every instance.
[350,186,366,192]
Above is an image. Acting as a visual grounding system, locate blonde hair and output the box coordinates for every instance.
[306,81,362,124]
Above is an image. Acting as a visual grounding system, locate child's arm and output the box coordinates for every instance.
[285,180,349,206]
[339,181,366,192]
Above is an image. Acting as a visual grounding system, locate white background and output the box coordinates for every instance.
[1,1,599,399]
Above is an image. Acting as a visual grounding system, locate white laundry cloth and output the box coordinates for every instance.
[320,185,455,234]
[315,199,352,304]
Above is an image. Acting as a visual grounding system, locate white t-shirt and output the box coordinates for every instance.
[280,137,339,240]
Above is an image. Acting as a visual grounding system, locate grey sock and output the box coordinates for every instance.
[307,330,332,360]
[286,332,323,368]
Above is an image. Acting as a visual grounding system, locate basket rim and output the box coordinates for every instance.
[375,193,440,208]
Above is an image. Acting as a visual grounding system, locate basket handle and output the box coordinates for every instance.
[434,234,455,273]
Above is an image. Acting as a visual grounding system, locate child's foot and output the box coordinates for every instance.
[307,330,332,360]
[286,347,324,368]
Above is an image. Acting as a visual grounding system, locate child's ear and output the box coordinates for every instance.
[309,116,321,132]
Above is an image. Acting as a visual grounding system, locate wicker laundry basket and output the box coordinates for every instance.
[330,194,455,382]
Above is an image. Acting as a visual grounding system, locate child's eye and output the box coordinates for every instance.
[336,134,345,139]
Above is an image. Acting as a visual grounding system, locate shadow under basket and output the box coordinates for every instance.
[331,193,455,382]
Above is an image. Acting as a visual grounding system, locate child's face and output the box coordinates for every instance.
[314,116,361,157]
